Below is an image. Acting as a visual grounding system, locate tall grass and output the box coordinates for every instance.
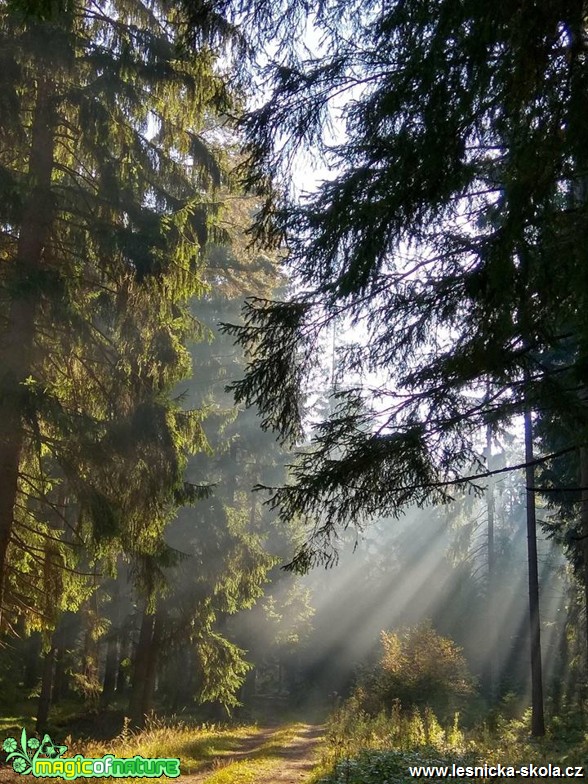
[311,697,588,784]
[320,695,465,764]
[64,717,315,783]
[65,716,264,777]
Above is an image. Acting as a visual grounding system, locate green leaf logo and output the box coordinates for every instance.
[3,729,67,775]
[39,733,68,759]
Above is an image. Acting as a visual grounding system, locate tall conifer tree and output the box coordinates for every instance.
[222,0,588,734]
[0,0,233,631]
[226,0,588,583]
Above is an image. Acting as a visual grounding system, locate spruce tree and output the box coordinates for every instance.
[221,0,588,735]
[224,0,588,584]
[0,0,233,631]
[126,227,290,721]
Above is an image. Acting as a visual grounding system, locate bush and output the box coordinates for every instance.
[356,622,475,722]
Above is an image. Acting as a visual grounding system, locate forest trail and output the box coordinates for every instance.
[181,722,324,784]
[0,723,324,784]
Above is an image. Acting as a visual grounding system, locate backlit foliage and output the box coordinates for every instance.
[225,0,588,575]
[0,0,234,631]
[355,622,475,720]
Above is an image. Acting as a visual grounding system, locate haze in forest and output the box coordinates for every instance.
[0,2,587,780]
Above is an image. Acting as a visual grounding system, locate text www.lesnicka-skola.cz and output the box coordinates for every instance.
[409,763,585,778]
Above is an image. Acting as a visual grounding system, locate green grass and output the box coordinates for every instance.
[0,715,33,735]
[68,717,265,774]
[313,748,468,784]
[60,718,316,783]
[309,703,588,784]
[0,700,325,782]
[194,723,313,784]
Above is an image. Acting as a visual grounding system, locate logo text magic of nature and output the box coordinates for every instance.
[3,729,180,778]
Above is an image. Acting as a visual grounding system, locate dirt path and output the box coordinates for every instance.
[182,723,324,784]
[0,724,325,784]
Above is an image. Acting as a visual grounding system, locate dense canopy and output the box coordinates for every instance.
[225,0,588,571]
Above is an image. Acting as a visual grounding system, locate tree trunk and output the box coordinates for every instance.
[116,627,130,697]
[101,576,122,707]
[23,632,42,689]
[581,446,588,671]
[81,593,100,703]
[36,645,56,734]
[171,648,191,710]
[128,610,155,727]
[486,422,496,700]
[227,442,238,503]
[524,409,545,736]
[52,614,77,704]
[0,78,56,629]
[51,646,66,704]
[101,631,119,707]
[140,612,163,719]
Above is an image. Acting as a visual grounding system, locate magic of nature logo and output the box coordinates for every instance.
[2,728,180,778]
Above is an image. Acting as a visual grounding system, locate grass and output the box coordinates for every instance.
[308,703,588,784]
[0,699,325,783]
[0,715,33,735]
[67,717,263,773]
[177,723,312,783]
[60,718,315,783]
[8,697,585,784]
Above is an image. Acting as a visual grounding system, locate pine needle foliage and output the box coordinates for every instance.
[223,0,588,569]
[0,0,236,630]
[150,226,289,711]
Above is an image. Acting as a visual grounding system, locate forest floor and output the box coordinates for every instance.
[180,722,324,784]
[0,721,325,784]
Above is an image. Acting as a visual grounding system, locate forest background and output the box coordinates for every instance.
[0,0,587,780]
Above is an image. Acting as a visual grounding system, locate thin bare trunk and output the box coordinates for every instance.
[486,422,496,700]
[101,632,119,707]
[36,644,56,734]
[116,628,130,697]
[524,409,545,737]
[129,610,155,727]
[581,446,588,670]
[140,611,163,718]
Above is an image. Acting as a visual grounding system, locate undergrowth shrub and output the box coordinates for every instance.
[326,699,464,759]
[315,625,588,784]
[357,622,475,722]
[314,748,470,784]
[313,622,474,779]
